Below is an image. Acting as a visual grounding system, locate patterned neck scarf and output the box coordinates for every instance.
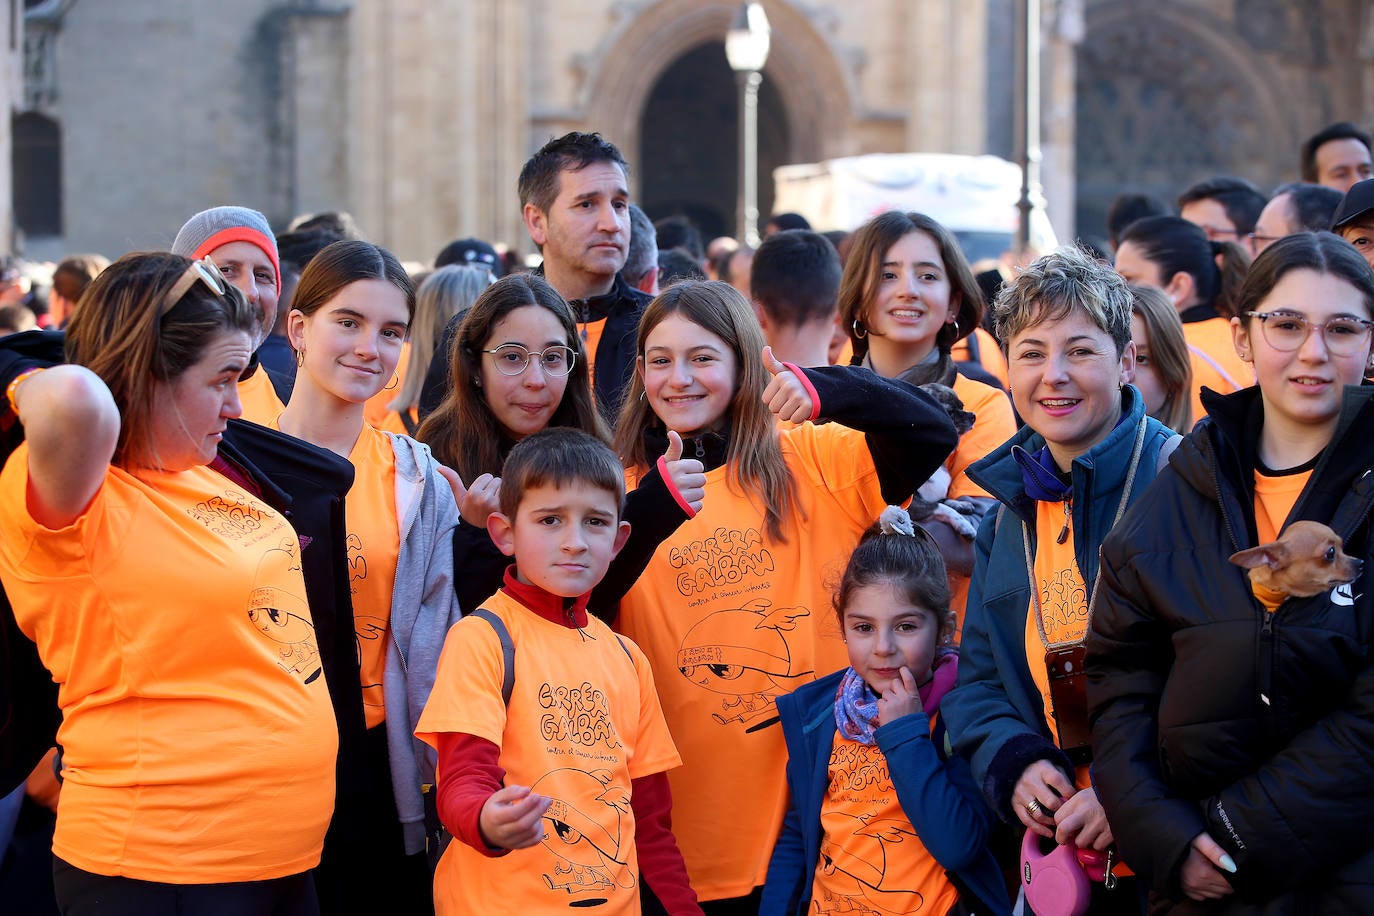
[833,649,958,744]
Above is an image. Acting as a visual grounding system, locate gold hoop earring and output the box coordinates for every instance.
[294,347,305,368]
[851,319,867,339]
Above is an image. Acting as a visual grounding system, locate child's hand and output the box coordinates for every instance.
[460,473,502,528]
[877,666,922,725]
[761,347,815,423]
[478,784,552,850]
[661,430,706,513]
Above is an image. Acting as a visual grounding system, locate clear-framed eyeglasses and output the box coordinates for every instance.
[481,343,577,377]
[1244,310,1374,356]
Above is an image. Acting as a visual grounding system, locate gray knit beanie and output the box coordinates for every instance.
[171,206,281,293]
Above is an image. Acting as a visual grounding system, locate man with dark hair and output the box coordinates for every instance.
[653,215,705,265]
[621,204,659,295]
[1251,182,1344,254]
[421,132,650,418]
[749,230,843,366]
[1106,192,1170,250]
[763,212,811,237]
[1178,176,1267,255]
[1300,121,1374,192]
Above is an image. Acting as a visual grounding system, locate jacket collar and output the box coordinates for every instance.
[969,384,1150,519]
[500,566,591,628]
[533,268,634,324]
[1186,383,1374,544]
[644,424,730,472]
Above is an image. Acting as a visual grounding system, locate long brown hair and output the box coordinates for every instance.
[1129,284,1193,432]
[613,280,800,541]
[416,273,607,481]
[65,252,257,468]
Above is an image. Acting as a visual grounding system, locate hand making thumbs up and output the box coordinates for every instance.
[660,429,707,514]
[761,346,816,424]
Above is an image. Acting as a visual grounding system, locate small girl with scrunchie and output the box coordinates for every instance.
[761,507,1009,916]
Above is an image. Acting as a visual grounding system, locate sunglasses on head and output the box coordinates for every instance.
[160,257,227,316]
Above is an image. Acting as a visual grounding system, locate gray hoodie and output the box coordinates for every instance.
[379,433,462,855]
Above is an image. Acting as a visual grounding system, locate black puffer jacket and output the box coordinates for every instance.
[1087,385,1374,913]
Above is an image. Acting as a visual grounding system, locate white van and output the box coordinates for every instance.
[772,153,1057,263]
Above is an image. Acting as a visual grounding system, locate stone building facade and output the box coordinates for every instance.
[11,0,1374,264]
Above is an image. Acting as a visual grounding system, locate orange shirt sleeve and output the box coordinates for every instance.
[947,375,1016,500]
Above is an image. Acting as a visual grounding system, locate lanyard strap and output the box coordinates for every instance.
[1023,415,1148,650]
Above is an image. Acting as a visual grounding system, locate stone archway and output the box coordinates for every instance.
[579,0,856,201]
[636,42,789,240]
[1074,3,1291,238]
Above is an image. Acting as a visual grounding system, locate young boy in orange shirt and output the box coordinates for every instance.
[416,428,700,915]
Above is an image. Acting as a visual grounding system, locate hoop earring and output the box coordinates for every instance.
[294,347,305,368]
[948,318,960,338]
[384,372,399,391]
[851,319,867,339]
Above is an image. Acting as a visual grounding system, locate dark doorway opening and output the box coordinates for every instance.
[638,42,789,244]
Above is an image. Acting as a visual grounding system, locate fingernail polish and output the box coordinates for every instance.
[1219,853,1237,874]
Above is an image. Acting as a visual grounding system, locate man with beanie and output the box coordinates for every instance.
[172,205,288,423]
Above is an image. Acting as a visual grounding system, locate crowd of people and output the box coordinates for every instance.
[1,120,1373,916]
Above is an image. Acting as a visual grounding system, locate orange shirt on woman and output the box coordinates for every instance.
[0,448,338,883]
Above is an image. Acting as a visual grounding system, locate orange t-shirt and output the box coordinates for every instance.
[1024,500,1092,790]
[579,317,607,396]
[811,735,960,916]
[416,589,681,916]
[1251,469,1312,612]
[1183,317,1252,424]
[238,365,286,426]
[363,341,409,430]
[346,426,401,728]
[0,448,337,882]
[615,421,889,900]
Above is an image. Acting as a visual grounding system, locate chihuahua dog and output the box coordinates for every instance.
[1228,520,1363,599]
[910,383,979,539]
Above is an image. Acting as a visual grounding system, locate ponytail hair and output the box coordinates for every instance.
[1210,239,1251,319]
[1120,216,1251,316]
[832,507,955,645]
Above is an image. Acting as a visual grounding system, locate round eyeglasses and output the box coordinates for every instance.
[1244,310,1374,356]
[481,343,576,377]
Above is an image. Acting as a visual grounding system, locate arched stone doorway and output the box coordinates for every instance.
[1074,3,1290,240]
[579,0,856,236]
[637,42,788,241]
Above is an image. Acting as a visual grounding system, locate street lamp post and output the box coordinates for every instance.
[726,2,770,248]
[1015,0,1042,253]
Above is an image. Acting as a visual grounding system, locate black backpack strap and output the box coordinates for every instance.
[469,608,515,706]
[399,407,419,437]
